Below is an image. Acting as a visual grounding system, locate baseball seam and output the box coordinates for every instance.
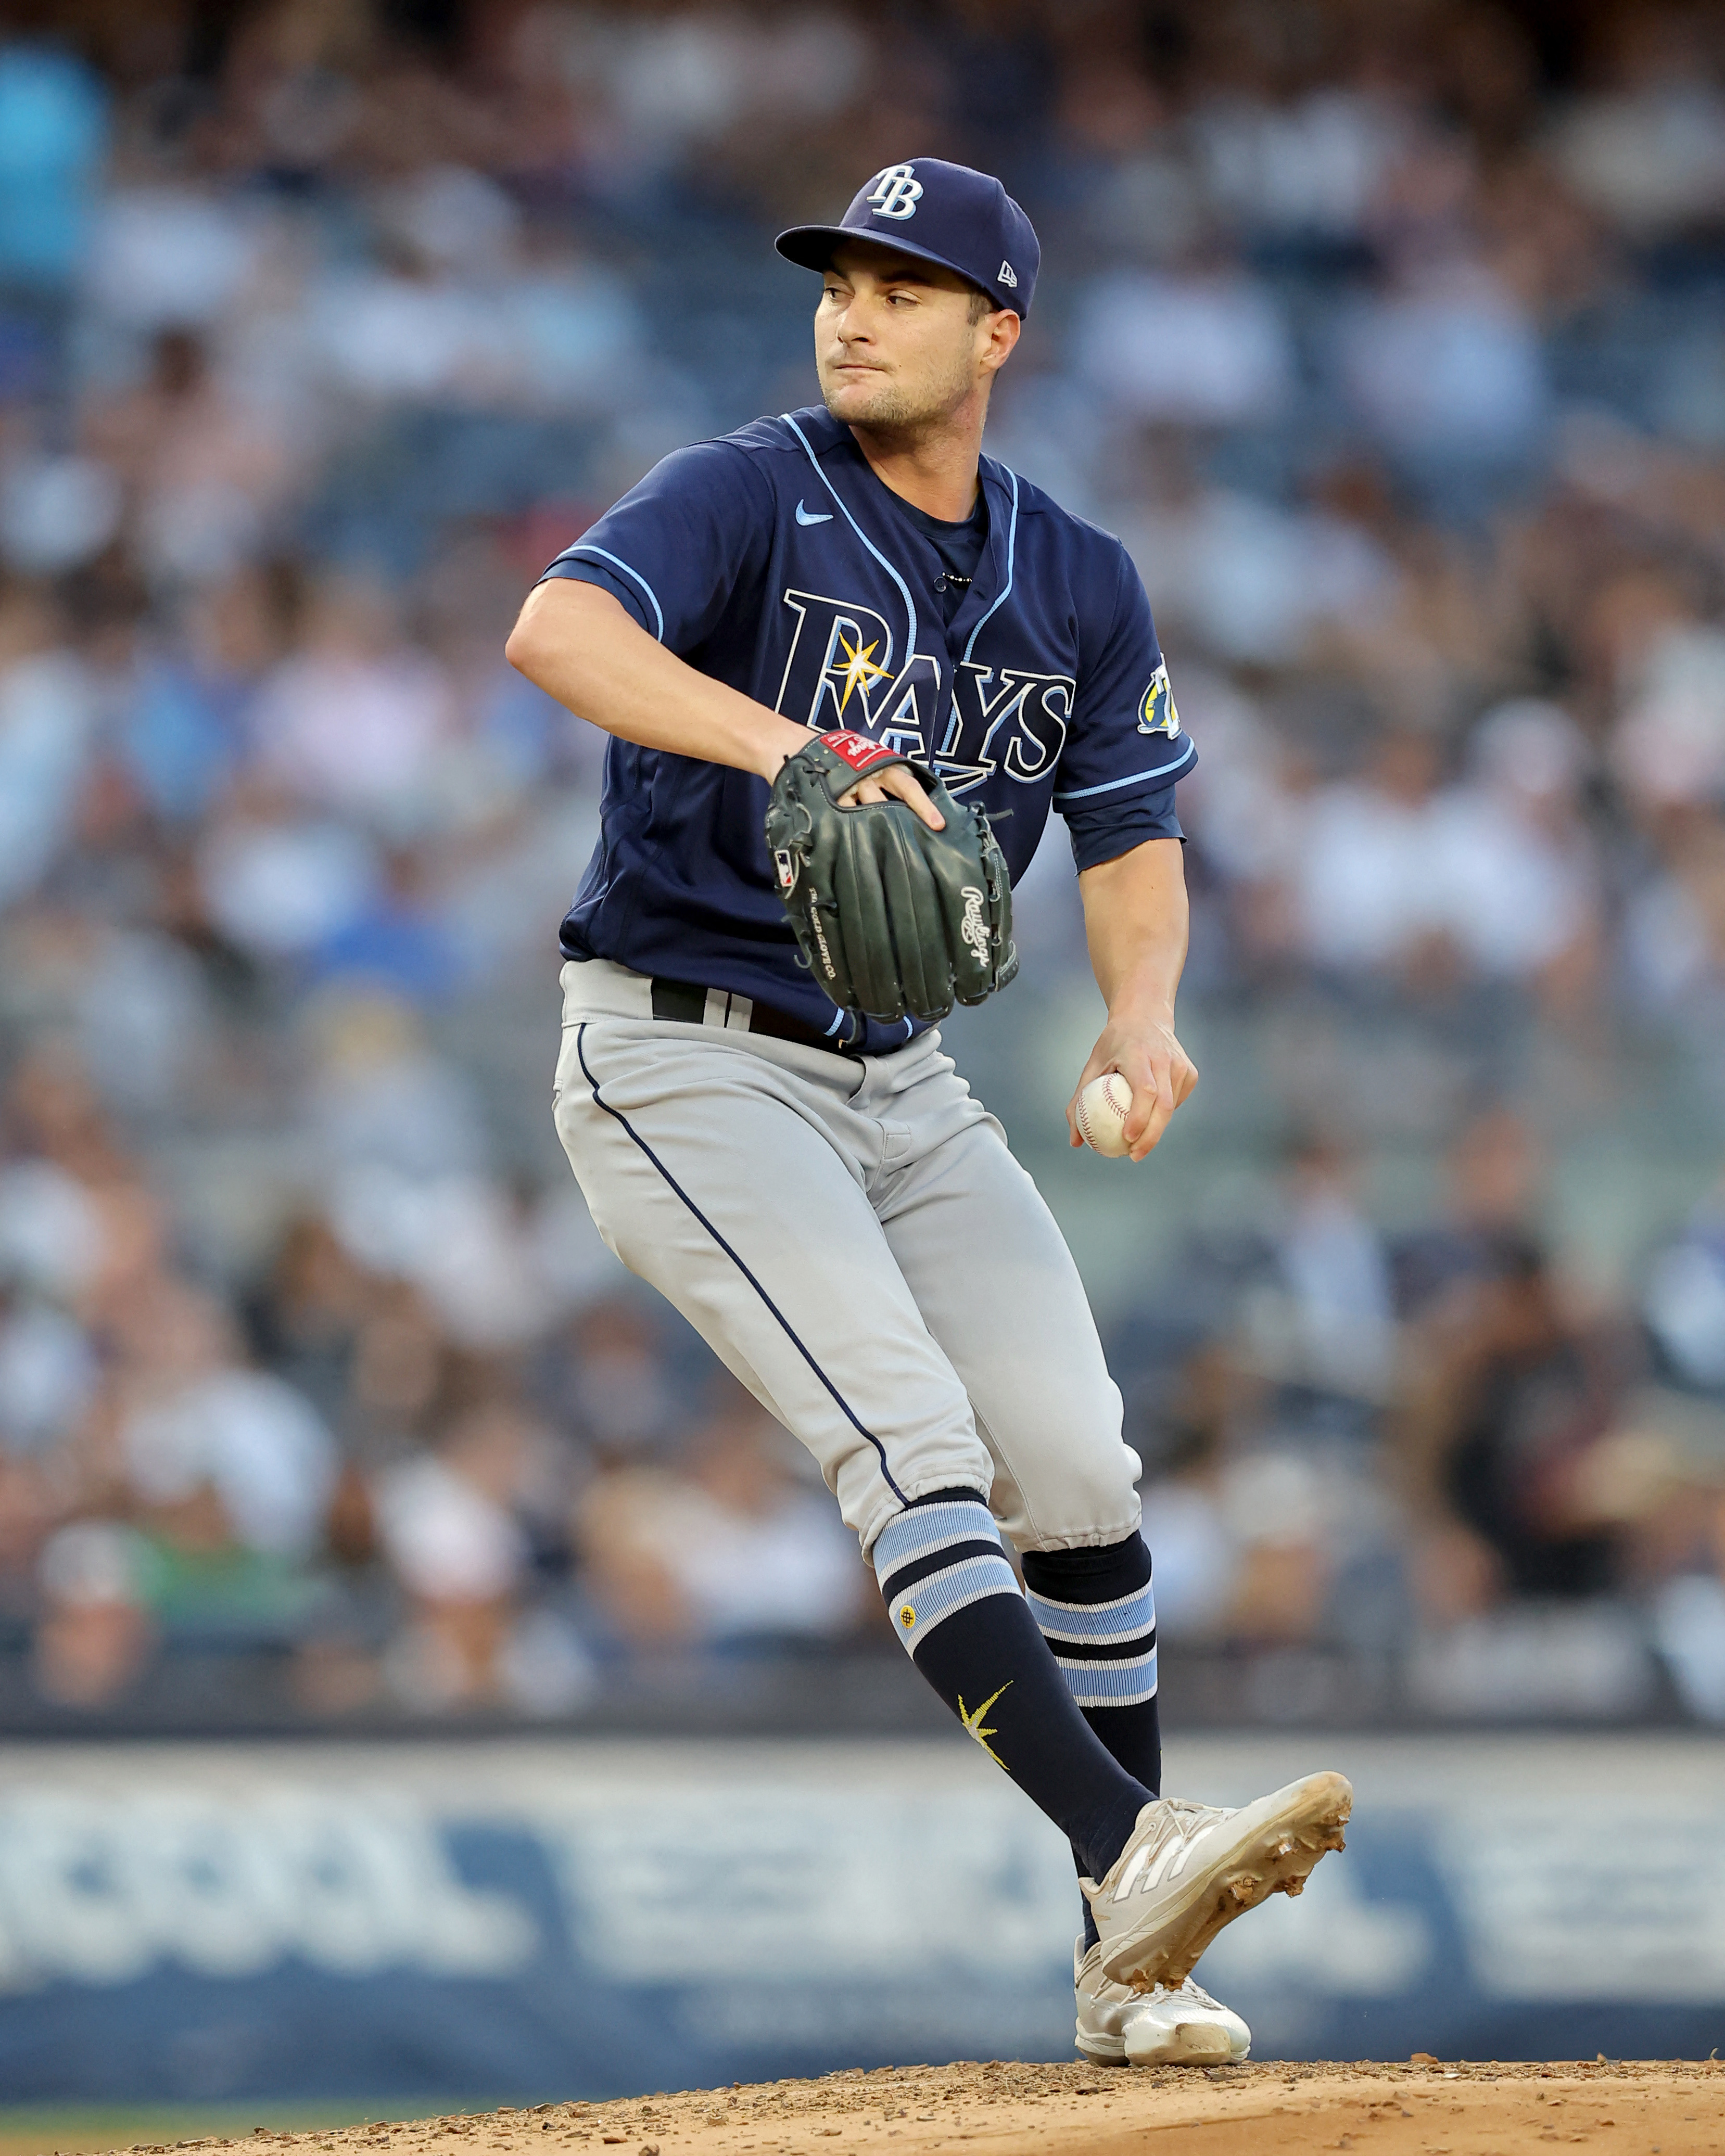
[1080,1079,1130,1151]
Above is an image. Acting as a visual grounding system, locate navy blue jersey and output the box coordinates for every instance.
[541,404,1194,1052]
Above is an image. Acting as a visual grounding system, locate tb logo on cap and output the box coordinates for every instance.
[866,164,923,220]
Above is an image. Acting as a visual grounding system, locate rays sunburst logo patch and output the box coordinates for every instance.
[1138,661,1179,738]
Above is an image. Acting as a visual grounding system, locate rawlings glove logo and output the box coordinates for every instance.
[959,885,990,964]
[822,730,901,773]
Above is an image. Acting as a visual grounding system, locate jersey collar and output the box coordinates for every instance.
[789,407,1018,664]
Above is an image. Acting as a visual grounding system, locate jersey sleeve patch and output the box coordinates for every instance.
[1138,660,1179,738]
[1054,543,1194,812]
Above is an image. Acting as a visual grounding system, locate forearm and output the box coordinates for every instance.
[1078,837,1189,1019]
[1067,838,1197,1159]
[505,578,813,781]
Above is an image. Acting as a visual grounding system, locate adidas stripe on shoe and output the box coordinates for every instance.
[1082,1770,1352,1991]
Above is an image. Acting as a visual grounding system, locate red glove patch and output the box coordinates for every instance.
[820,730,900,774]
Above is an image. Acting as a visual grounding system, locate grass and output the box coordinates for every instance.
[0,2107,484,2156]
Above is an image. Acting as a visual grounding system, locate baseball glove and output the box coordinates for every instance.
[764,729,1018,1026]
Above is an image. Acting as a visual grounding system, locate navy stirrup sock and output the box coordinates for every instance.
[1022,1532,1161,1955]
[872,1489,1152,1885]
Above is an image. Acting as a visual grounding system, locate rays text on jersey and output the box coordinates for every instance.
[775,586,1074,792]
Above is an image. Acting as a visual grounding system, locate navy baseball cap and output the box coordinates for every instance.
[777,158,1039,318]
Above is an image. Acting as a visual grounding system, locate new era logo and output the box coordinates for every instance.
[998,259,1018,288]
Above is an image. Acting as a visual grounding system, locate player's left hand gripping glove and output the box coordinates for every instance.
[765,730,1018,1026]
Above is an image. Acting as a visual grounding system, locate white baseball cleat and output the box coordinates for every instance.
[1074,1937,1251,2066]
[1082,1770,1352,1991]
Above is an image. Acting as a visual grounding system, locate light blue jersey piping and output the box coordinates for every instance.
[782,412,918,670]
[960,463,1019,664]
[566,544,666,643]
[1053,737,1196,806]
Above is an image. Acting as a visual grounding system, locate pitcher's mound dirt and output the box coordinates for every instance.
[137,2060,1721,2156]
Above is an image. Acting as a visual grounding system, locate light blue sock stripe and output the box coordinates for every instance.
[1054,1651,1159,1708]
[889,1552,1020,1652]
[872,1499,998,1577]
[1025,1582,1155,1644]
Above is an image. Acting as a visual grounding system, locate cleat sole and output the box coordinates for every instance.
[1102,1771,1352,1991]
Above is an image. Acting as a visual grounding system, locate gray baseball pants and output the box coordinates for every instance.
[552,959,1141,1559]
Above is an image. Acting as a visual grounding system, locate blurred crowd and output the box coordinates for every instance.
[1,0,1724,1725]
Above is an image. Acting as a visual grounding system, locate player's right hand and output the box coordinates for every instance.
[1066,1012,1197,1163]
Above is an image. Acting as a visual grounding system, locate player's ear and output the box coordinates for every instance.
[981,310,1020,374]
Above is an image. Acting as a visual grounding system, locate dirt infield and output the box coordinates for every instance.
[104,2061,1722,2156]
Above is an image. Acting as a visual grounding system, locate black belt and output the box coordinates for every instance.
[649,976,861,1055]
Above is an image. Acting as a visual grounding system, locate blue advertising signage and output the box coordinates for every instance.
[0,1737,1717,2101]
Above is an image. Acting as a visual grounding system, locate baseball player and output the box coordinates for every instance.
[508,158,1349,2068]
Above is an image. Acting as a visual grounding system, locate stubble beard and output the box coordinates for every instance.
[823,375,919,430]
[820,350,978,445]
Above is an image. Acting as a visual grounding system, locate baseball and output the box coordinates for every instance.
[1077,1071,1135,1157]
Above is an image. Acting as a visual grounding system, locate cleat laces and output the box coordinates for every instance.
[1159,1976,1226,2012]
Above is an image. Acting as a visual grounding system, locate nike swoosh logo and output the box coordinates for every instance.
[795,501,833,526]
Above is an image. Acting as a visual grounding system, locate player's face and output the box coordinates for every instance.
[816,245,1017,435]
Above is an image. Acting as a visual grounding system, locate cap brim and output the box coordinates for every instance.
[774,223,1017,310]
[774,223,859,272]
